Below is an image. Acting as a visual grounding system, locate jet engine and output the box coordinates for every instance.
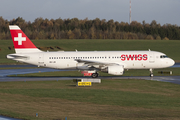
[101,65,124,75]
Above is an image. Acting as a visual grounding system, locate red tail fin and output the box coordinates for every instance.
[9,25,41,53]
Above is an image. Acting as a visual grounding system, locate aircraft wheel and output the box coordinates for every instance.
[91,73,99,78]
[150,73,153,77]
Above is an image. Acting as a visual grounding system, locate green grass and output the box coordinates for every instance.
[1,39,180,64]
[0,80,180,120]
[1,39,180,120]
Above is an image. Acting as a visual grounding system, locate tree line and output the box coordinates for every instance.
[0,16,180,40]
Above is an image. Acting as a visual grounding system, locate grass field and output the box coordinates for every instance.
[0,80,180,120]
[1,39,180,64]
[1,39,180,120]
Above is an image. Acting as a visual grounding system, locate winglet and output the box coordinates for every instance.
[9,25,42,53]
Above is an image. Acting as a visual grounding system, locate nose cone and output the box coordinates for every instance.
[169,58,175,67]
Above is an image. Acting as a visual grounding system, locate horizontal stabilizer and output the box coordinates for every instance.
[7,54,29,60]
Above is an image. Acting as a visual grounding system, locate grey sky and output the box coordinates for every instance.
[0,0,179,26]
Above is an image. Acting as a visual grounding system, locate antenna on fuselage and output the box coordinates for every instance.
[149,49,151,51]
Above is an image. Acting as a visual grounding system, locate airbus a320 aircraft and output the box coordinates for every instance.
[7,25,175,78]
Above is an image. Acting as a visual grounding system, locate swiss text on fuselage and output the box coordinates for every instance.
[121,54,148,61]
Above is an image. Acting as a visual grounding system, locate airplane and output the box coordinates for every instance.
[7,25,175,78]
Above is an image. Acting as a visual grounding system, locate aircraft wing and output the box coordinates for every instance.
[75,59,119,68]
[75,59,125,76]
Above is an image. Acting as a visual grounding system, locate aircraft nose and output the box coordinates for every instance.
[169,58,175,67]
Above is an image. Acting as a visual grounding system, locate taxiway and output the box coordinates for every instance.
[0,64,180,84]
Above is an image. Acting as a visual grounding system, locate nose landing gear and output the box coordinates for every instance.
[150,68,153,77]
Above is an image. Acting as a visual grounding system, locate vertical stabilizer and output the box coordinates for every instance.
[9,25,42,53]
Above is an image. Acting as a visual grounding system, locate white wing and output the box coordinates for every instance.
[75,59,120,69]
[75,59,124,75]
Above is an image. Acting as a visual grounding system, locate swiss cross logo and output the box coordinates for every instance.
[14,33,26,45]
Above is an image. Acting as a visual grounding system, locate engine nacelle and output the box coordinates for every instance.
[108,65,124,75]
[102,65,124,75]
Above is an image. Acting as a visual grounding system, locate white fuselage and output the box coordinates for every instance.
[7,50,175,70]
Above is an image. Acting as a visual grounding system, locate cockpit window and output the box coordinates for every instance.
[160,55,168,58]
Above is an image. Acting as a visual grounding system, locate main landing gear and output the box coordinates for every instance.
[149,68,153,77]
[91,72,99,78]
[81,70,99,78]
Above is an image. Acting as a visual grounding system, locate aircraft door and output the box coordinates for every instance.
[149,53,155,63]
[38,53,44,66]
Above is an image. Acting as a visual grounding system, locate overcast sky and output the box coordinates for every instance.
[0,0,179,26]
